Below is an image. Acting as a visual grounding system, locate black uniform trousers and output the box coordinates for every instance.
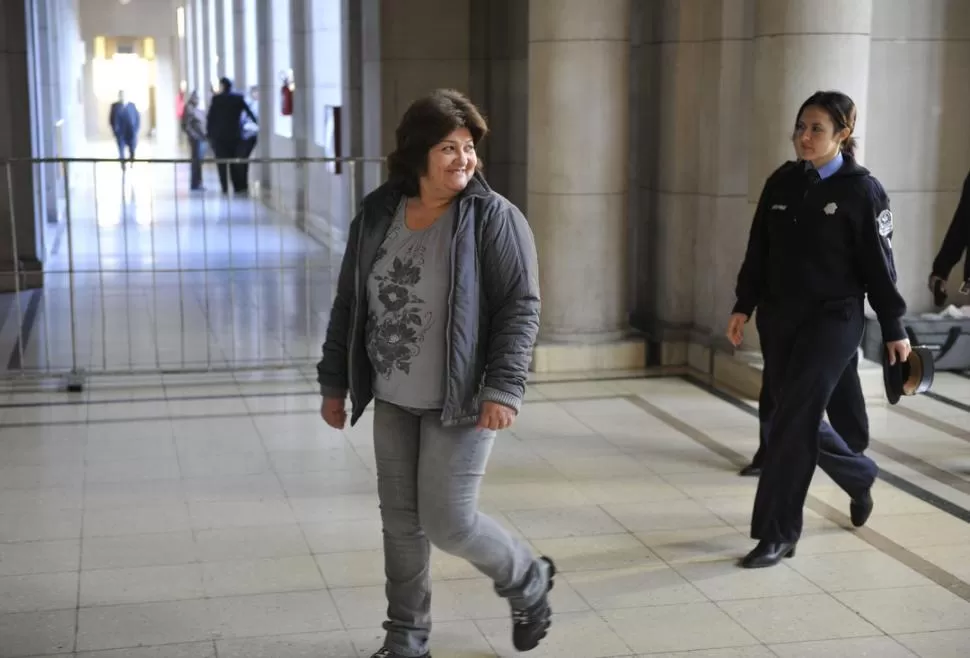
[751,314,871,466]
[751,299,878,543]
[211,138,247,194]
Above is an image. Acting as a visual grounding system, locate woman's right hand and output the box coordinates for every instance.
[726,313,749,347]
[320,397,347,429]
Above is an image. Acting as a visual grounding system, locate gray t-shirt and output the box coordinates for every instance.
[365,198,456,409]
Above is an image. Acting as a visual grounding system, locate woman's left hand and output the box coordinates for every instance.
[886,339,912,366]
[478,401,517,431]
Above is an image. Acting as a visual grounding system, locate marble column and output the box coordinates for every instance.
[0,0,41,292]
[744,0,873,350]
[750,0,873,189]
[527,0,630,344]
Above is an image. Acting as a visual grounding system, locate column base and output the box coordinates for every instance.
[531,337,646,375]
[0,258,44,293]
[712,347,886,401]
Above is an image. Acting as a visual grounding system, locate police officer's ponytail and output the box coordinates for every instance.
[796,90,858,159]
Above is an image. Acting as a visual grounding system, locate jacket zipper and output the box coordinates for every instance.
[348,208,366,410]
[442,200,463,420]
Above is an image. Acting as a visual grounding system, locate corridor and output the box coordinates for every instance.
[2,145,337,379]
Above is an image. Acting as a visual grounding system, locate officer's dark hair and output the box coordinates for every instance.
[387,89,488,197]
[796,90,858,159]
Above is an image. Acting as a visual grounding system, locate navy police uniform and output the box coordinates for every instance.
[931,169,970,290]
[733,153,907,548]
[749,327,870,471]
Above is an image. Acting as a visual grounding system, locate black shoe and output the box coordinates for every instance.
[739,463,762,477]
[740,540,796,569]
[512,556,556,651]
[850,490,873,527]
[370,649,429,658]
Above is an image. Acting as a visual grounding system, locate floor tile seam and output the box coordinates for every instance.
[0,391,621,428]
[623,391,970,605]
[888,404,970,445]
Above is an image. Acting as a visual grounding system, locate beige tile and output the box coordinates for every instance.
[0,572,79,613]
[769,635,917,657]
[894,629,970,657]
[202,556,325,597]
[505,505,628,539]
[834,585,970,635]
[530,534,659,573]
[84,504,191,538]
[0,609,76,657]
[480,481,591,510]
[302,518,384,554]
[77,642,217,657]
[603,603,757,653]
[719,593,880,644]
[0,539,80,576]
[315,550,386,588]
[786,551,932,592]
[637,648,774,658]
[564,564,707,610]
[194,524,310,562]
[636,527,752,564]
[865,513,970,549]
[604,499,729,533]
[569,476,687,505]
[674,559,822,601]
[217,630,358,657]
[80,564,205,606]
[82,531,198,570]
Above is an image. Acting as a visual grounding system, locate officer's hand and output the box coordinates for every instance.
[320,397,347,429]
[726,313,748,347]
[886,339,912,366]
[927,274,946,293]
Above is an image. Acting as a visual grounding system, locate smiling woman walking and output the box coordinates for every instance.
[316,89,556,658]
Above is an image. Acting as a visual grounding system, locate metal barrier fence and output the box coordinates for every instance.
[0,155,386,390]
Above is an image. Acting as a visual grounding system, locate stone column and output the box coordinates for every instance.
[0,0,42,292]
[528,0,630,345]
[744,0,873,350]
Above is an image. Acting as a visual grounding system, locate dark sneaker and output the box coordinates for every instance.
[370,649,430,658]
[512,556,556,651]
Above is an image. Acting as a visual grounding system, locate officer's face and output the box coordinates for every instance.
[793,106,848,165]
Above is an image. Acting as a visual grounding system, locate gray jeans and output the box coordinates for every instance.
[373,400,547,657]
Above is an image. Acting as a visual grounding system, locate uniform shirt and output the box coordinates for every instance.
[931,169,970,284]
[733,152,907,342]
[365,198,455,409]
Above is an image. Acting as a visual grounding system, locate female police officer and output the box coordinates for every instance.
[726,90,911,569]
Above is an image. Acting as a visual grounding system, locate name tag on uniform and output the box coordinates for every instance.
[771,204,787,211]
[877,210,893,237]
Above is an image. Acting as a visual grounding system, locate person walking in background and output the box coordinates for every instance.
[109,90,140,170]
[237,85,260,190]
[206,77,258,195]
[928,168,970,305]
[180,90,207,191]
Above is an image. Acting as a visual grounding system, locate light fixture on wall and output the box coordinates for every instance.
[119,0,132,5]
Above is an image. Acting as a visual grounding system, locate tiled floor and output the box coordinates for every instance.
[1,371,969,657]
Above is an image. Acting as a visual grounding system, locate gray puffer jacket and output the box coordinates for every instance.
[316,171,540,427]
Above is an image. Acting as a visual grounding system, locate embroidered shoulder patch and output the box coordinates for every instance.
[876,209,893,237]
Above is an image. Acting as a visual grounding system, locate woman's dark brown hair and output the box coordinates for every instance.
[796,90,858,159]
[386,89,489,196]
